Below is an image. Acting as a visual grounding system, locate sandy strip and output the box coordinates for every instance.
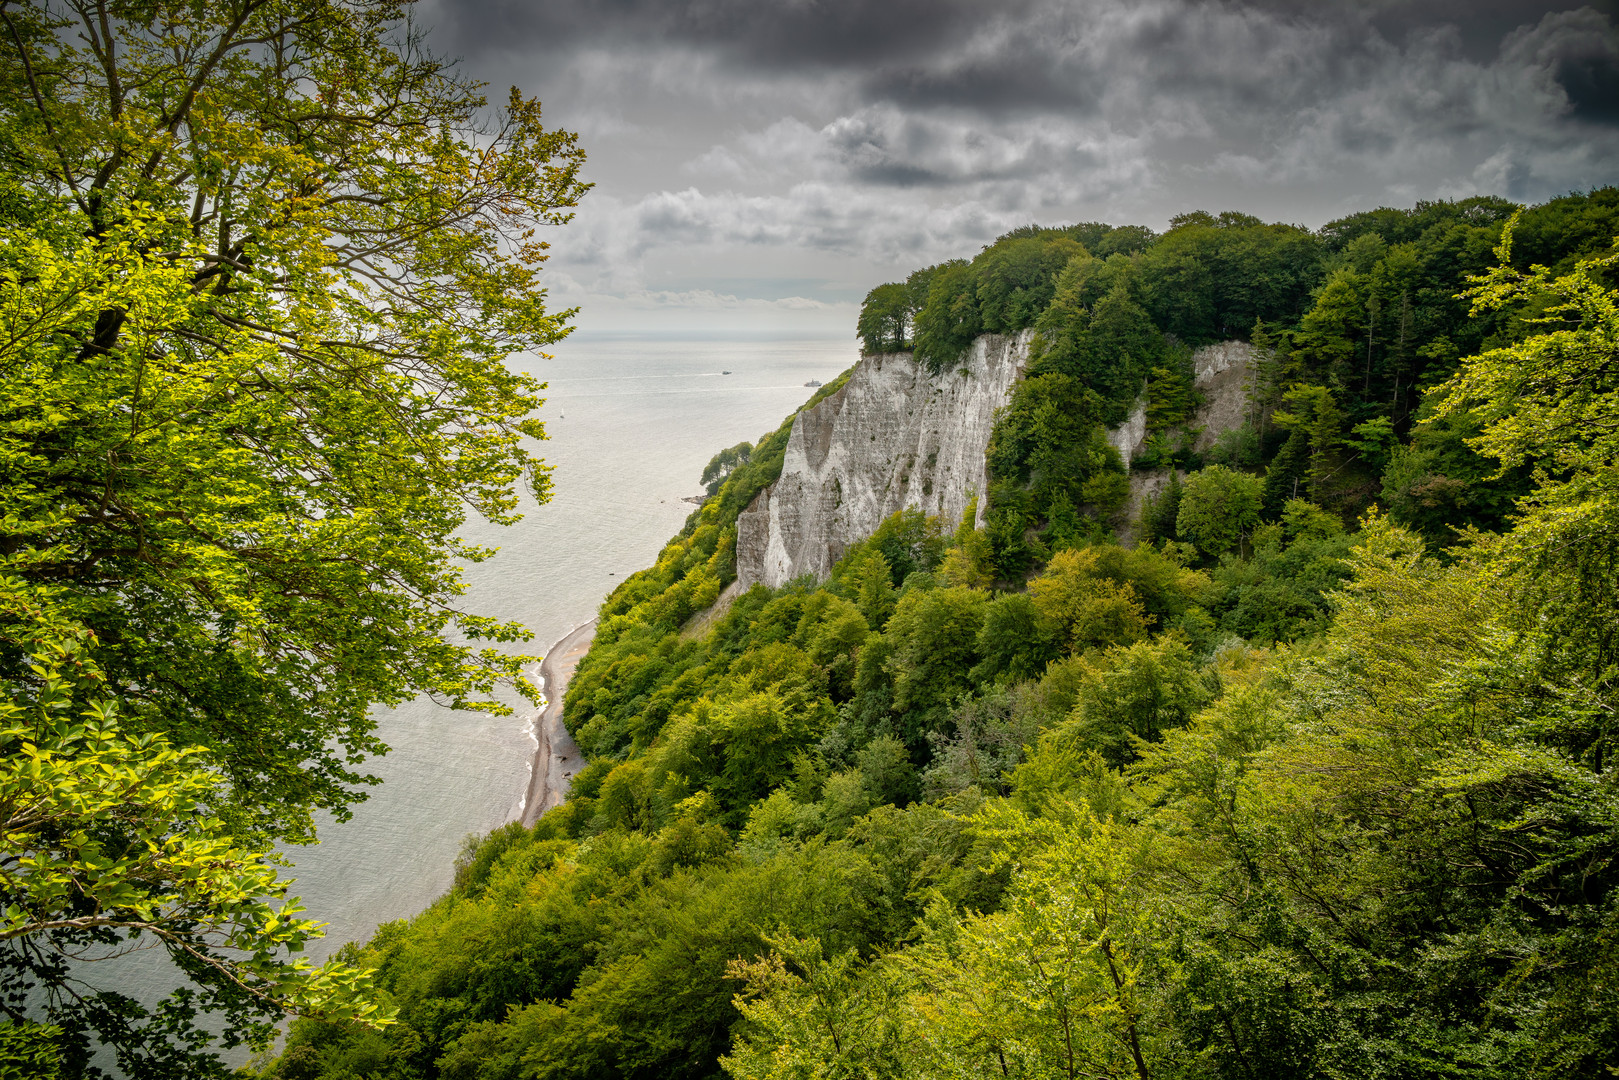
[519,619,596,827]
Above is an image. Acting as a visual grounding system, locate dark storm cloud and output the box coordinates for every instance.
[436,0,1619,127]
[1561,52,1619,121]
[854,1,1615,126]
[451,0,1619,312]
[430,0,1037,70]
[868,54,1102,114]
[1497,7,1619,128]
[1542,17,1619,123]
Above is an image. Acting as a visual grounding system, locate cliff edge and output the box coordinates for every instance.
[736,331,1034,589]
[735,334,1258,588]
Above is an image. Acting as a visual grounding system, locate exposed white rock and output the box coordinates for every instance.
[734,334,1261,586]
[1108,400,1148,468]
[1190,340,1257,453]
[1115,340,1262,546]
[736,332,1034,589]
[1108,340,1259,468]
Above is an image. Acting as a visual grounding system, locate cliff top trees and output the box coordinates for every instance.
[857,282,911,353]
[1,0,586,1068]
[1138,210,1324,345]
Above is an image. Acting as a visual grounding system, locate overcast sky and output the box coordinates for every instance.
[418,0,1619,338]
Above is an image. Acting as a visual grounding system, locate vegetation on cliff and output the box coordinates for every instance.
[860,195,1618,576]
[263,192,1619,1080]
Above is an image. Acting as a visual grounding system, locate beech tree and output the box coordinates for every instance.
[1431,219,1619,675]
[1,621,388,1077]
[1174,464,1264,557]
[0,0,586,1068]
[0,0,587,839]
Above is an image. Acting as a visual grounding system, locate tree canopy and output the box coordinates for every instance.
[263,192,1619,1080]
[0,0,586,1070]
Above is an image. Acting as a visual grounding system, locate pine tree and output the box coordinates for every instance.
[1264,425,1310,515]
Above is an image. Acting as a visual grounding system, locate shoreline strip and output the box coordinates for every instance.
[519,619,596,827]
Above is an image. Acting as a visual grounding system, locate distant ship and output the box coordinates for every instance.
[721,370,731,375]
[804,379,822,388]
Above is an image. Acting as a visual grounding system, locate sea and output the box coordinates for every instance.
[78,333,859,1066]
[280,333,857,955]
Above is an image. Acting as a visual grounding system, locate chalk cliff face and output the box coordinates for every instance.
[735,331,1034,589]
[1116,340,1260,543]
[735,334,1258,588]
[1188,340,1257,453]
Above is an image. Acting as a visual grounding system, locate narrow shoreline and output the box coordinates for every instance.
[519,619,596,827]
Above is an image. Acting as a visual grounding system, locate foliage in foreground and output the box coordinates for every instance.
[1,607,390,1079]
[0,0,585,1071]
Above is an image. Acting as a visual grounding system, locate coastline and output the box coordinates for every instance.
[519,619,596,827]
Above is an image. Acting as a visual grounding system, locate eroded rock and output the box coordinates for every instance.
[735,335,1260,587]
[736,332,1033,589]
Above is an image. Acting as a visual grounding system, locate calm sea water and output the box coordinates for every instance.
[278,334,858,957]
[77,335,857,1069]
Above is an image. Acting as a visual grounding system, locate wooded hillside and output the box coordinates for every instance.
[264,190,1619,1080]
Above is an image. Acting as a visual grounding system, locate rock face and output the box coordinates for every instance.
[1108,340,1258,468]
[735,335,1260,587]
[1114,340,1260,545]
[1189,340,1257,454]
[1107,401,1149,467]
[735,331,1034,589]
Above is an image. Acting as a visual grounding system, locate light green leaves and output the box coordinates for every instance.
[2,3,586,1064]
[1,624,394,1067]
[1434,216,1619,480]
[0,0,587,844]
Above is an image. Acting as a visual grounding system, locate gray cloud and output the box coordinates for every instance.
[424,0,1619,319]
[1360,0,1616,59]
[428,0,1038,71]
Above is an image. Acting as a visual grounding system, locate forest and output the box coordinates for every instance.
[259,188,1619,1080]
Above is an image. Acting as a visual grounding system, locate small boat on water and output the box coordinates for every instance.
[721,370,731,375]
[804,379,822,388]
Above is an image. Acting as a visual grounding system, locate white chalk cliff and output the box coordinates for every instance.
[1108,339,1259,468]
[734,334,1257,588]
[736,331,1034,589]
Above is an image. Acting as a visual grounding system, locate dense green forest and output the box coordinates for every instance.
[263,190,1619,1080]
